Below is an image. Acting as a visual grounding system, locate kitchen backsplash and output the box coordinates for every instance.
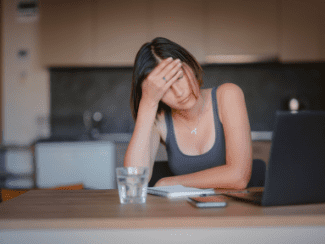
[50,62,325,139]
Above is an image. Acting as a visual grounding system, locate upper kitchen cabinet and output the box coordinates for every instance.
[93,0,149,66]
[39,0,325,67]
[280,0,325,62]
[40,0,205,66]
[205,0,278,61]
[321,2,325,61]
[40,0,95,67]
[147,0,205,64]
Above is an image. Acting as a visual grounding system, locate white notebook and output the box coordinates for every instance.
[147,185,215,198]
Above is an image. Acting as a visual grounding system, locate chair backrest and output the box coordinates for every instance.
[0,147,34,189]
[247,159,266,187]
[35,141,116,189]
[148,161,174,187]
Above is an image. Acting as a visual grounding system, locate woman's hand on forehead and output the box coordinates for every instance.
[141,57,183,106]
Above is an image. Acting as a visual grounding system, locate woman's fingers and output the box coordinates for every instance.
[149,57,173,77]
[160,60,182,83]
[162,69,183,93]
[151,58,181,80]
[141,57,183,105]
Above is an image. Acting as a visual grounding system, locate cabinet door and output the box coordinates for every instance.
[280,0,324,62]
[147,0,205,64]
[321,2,325,61]
[205,0,277,59]
[40,0,94,67]
[93,0,149,66]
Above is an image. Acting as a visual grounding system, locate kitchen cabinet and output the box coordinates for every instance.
[94,0,205,65]
[40,0,325,67]
[147,0,205,63]
[40,0,94,67]
[280,0,325,62]
[321,2,325,60]
[205,0,278,60]
[40,0,205,66]
[93,0,149,66]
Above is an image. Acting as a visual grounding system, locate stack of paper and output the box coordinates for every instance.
[147,185,215,198]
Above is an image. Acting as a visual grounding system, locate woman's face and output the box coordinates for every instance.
[160,63,199,111]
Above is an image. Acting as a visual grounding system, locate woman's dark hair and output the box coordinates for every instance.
[130,37,203,120]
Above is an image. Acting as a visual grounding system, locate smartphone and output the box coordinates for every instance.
[187,195,228,208]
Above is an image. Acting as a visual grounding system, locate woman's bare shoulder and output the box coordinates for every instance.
[216,83,245,123]
[216,83,244,97]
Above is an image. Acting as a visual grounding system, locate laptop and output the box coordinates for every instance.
[224,111,325,206]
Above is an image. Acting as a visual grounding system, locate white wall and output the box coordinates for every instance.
[2,0,50,145]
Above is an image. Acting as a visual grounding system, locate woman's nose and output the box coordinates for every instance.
[171,83,184,97]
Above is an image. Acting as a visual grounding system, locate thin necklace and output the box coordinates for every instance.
[174,95,205,135]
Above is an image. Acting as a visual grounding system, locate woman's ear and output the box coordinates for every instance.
[183,63,200,99]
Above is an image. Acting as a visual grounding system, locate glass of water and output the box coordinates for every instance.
[116,167,149,204]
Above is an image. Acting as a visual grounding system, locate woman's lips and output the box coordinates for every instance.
[179,95,190,104]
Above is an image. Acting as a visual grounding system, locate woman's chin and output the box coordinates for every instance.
[177,95,197,110]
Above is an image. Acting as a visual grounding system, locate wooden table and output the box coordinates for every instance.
[1,189,325,243]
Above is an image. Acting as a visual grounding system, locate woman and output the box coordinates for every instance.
[124,37,252,189]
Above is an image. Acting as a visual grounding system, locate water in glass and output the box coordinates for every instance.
[117,174,148,204]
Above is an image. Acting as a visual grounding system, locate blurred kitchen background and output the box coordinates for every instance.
[1,0,324,189]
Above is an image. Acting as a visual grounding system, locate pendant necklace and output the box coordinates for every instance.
[175,95,205,135]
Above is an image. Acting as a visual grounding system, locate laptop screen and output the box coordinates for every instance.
[262,111,325,206]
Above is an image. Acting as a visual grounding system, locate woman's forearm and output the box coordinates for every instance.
[156,141,252,189]
[124,99,158,168]
[168,163,250,189]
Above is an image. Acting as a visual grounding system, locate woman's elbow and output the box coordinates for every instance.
[232,179,249,190]
[231,170,252,189]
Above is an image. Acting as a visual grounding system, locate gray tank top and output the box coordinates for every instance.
[164,87,226,175]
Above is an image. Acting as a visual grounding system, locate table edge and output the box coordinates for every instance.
[1,215,325,230]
